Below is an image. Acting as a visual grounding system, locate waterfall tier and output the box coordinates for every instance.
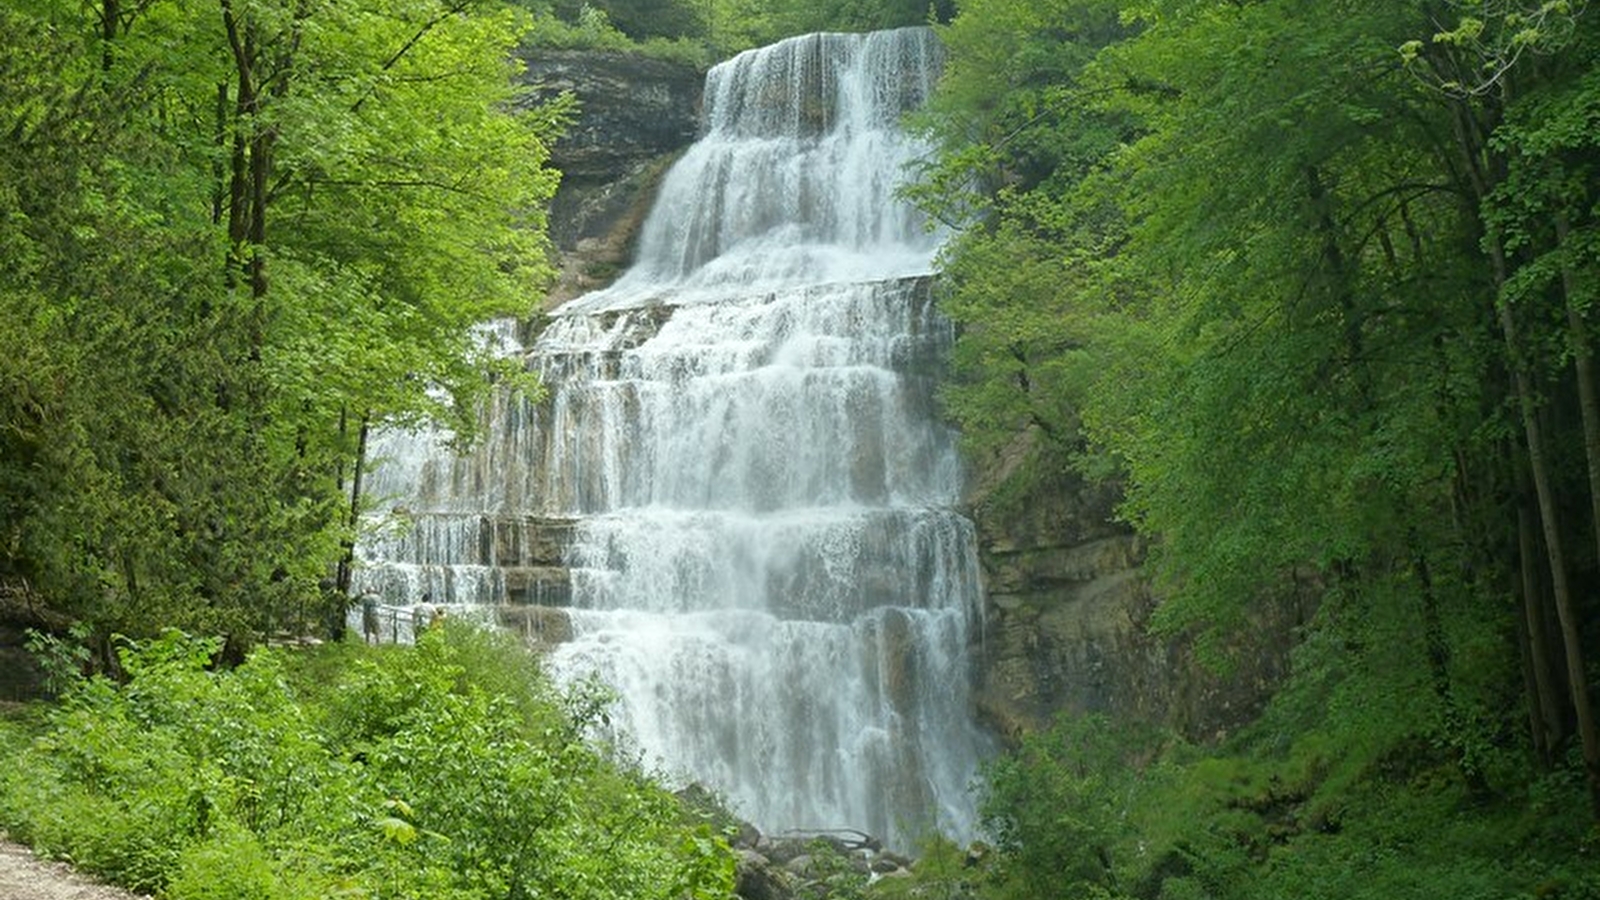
[562,27,944,312]
[354,27,991,849]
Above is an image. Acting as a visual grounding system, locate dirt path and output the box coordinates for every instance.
[0,837,148,900]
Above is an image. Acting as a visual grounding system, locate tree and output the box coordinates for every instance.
[1420,3,1600,811]
[907,0,1134,508]
[981,715,1148,898]
[0,0,567,650]
[919,0,1599,817]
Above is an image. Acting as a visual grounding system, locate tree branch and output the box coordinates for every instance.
[351,0,475,113]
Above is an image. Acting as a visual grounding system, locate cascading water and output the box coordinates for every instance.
[354,27,992,849]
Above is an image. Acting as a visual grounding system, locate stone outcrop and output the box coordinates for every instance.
[673,784,914,900]
[515,49,703,306]
[496,605,573,652]
[968,430,1312,743]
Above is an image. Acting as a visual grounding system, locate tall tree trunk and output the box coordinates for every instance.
[99,0,118,72]
[247,124,271,348]
[1447,74,1600,811]
[1551,211,1600,812]
[335,413,371,596]
[1491,226,1600,814]
[211,82,228,228]
[1517,493,1563,764]
[1557,212,1600,556]
[1410,529,1485,788]
[221,0,257,293]
[1305,165,1364,372]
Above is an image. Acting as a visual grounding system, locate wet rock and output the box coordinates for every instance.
[877,850,914,870]
[675,783,761,850]
[869,855,903,874]
[515,50,701,183]
[735,849,797,900]
[495,605,573,652]
[756,837,808,867]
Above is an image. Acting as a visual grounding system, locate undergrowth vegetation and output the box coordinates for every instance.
[0,625,734,900]
[522,6,716,69]
[514,0,955,67]
[870,699,1598,900]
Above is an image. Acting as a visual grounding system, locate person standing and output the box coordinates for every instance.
[359,589,381,644]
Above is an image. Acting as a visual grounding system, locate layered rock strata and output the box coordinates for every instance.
[967,433,1313,743]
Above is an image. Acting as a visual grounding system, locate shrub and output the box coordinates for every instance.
[167,823,287,900]
[0,624,735,900]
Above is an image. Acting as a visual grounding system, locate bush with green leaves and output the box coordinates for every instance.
[0,625,734,900]
[929,701,1598,900]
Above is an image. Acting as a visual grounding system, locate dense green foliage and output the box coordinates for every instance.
[0,625,735,900]
[906,0,1600,896]
[866,707,1592,899]
[0,0,565,651]
[936,706,1597,900]
[520,0,955,61]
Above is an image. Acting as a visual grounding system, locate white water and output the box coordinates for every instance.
[562,26,943,312]
[354,27,991,848]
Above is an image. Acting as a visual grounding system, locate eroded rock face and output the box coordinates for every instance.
[515,49,703,305]
[496,605,573,652]
[967,430,1312,743]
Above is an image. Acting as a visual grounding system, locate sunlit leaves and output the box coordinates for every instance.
[0,0,567,641]
[920,0,1555,664]
[1401,0,1589,96]
[0,627,737,900]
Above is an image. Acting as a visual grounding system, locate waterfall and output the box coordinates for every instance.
[354,27,992,849]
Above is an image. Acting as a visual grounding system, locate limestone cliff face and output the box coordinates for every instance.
[515,48,704,306]
[967,431,1310,743]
